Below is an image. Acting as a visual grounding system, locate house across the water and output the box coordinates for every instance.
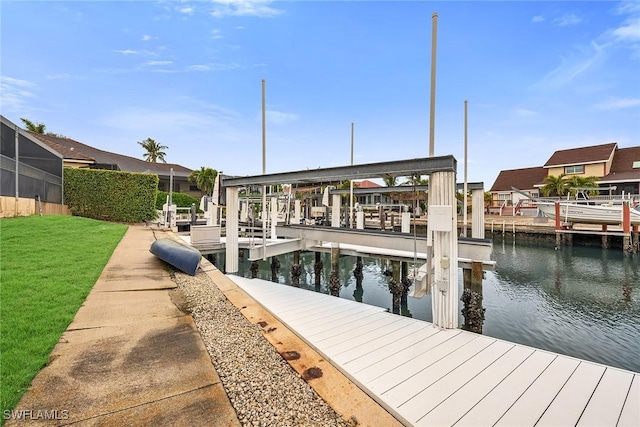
[489,142,640,215]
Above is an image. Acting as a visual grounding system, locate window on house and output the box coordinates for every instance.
[565,165,584,174]
[633,161,640,169]
[189,185,199,192]
[158,182,166,191]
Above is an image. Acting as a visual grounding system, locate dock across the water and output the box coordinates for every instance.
[227,275,639,427]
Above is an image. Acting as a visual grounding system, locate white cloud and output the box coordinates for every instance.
[531,15,545,23]
[186,64,211,72]
[114,49,139,55]
[553,13,582,27]
[0,76,37,111]
[594,97,640,110]
[209,0,283,18]
[212,29,224,39]
[610,16,640,43]
[177,5,194,15]
[535,41,605,90]
[46,73,71,80]
[141,35,155,42]
[265,110,298,125]
[145,60,173,66]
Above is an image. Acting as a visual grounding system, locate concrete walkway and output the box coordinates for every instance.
[8,225,240,426]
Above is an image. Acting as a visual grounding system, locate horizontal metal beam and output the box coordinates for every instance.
[248,238,305,260]
[275,225,493,267]
[221,156,457,187]
[329,182,485,195]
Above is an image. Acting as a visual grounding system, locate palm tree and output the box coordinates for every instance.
[20,118,46,133]
[566,175,599,196]
[401,174,429,187]
[138,138,168,163]
[382,175,398,187]
[188,167,219,195]
[541,174,568,197]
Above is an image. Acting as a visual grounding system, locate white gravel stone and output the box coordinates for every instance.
[173,270,353,427]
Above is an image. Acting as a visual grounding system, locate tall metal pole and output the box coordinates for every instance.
[428,13,438,157]
[463,100,468,237]
[14,125,19,202]
[349,122,354,228]
[261,79,267,257]
[262,79,266,175]
[426,12,439,305]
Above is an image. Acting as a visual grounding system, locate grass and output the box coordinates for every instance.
[0,215,127,416]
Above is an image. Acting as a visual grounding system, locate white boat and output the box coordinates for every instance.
[534,200,640,226]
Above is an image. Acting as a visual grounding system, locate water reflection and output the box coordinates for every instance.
[214,239,639,373]
[488,236,639,372]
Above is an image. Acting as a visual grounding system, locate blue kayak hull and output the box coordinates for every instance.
[150,238,201,276]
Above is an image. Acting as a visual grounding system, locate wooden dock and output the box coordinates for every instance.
[228,275,639,426]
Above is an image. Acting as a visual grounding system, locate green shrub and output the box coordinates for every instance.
[64,168,158,222]
[155,191,202,211]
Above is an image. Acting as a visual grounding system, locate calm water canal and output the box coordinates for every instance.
[218,237,639,373]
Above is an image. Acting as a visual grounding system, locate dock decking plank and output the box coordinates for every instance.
[617,375,640,427]
[494,356,581,426]
[353,329,464,385]
[380,336,497,407]
[299,307,389,338]
[536,362,606,426]
[417,344,536,426]
[343,325,441,371]
[330,320,426,363]
[367,333,481,396]
[398,340,514,423]
[577,368,635,426]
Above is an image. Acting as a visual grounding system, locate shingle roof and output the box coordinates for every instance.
[490,166,547,192]
[356,179,382,188]
[30,132,192,178]
[544,142,617,167]
[600,146,640,182]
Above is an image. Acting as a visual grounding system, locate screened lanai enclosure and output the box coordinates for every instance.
[1,116,64,207]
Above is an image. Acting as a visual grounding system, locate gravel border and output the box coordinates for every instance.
[172,270,353,427]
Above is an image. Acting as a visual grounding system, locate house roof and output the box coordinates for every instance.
[490,166,547,192]
[29,132,192,178]
[600,146,640,183]
[543,142,617,168]
[355,179,382,188]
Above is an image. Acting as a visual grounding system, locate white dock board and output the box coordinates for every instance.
[417,344,536,426]
[297,306,387,338]
[494,356,580,426]
[333,320,430,364]
[380,336,497,407]
[228,275,639,427]
[361,331,474,387]
[617,375,640,427]
[577,368,635,426]
[398,340,515,423]
[536,362,606,426]
[344,325,441,371]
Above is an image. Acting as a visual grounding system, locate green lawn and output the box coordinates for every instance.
[0,215,127,416]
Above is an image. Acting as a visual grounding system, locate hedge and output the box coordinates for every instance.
[155,191,202,211]
[64,168,159,222]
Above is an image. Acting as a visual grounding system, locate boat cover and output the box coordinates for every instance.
[150,238,201,276]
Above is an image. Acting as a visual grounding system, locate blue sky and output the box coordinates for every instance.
[2,1,639,188]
